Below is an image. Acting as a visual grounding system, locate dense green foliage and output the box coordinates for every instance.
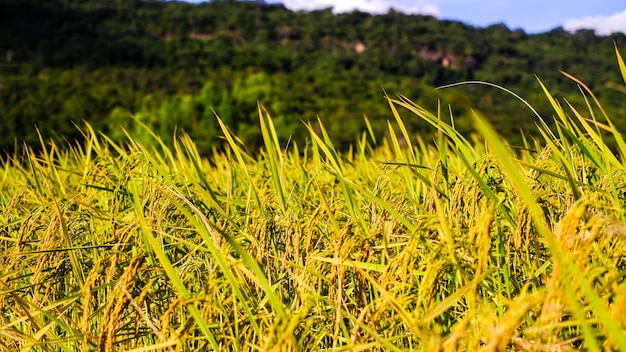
[1,0,626,153]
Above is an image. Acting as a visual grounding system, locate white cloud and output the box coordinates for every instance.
[563,9,626,35]
[281,0,440,17]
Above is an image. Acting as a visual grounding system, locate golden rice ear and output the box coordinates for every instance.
[473,203,496,279]
[81,260,101,349]
[555,200,587,252]
[98,254,146,351]
[416,256,447,312]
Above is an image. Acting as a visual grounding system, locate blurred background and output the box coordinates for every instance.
[1,0,625,154]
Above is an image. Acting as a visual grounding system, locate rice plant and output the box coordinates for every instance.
[1,48,625,351]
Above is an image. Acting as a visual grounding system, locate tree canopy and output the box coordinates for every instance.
[1,0,625,153]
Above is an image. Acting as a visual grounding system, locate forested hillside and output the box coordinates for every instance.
[1,0,625,153]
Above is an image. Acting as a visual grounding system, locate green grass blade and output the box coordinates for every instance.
[616,43,626,85]
[258,105,286,213]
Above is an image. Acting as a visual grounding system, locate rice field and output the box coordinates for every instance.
[1,49,626,351]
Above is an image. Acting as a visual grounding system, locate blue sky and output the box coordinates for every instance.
[186,0,626,35]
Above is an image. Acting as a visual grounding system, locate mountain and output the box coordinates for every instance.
[1,0,625,153]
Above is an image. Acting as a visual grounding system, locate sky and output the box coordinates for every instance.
[189,0,626,35]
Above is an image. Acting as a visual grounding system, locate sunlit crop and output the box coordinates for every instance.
[1,48,625,351]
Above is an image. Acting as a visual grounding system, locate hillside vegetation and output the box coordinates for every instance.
[0,46,625,350]
[1,0,626,153]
